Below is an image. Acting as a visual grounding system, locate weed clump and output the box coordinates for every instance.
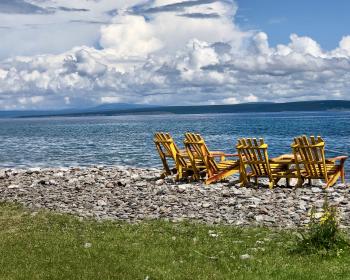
[292,197,349,255]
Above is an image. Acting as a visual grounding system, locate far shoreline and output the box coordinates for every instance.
[1,100,350,119]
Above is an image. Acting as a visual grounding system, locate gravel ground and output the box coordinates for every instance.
[0,166,349,228]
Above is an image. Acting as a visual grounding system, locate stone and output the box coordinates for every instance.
[0,170,6,179]
[240,254,252,260]
[334,196,345,203]
[49,180,58,186]
[131,174,141,181]
[314,212,323,219]
[156,188,166,195]
[255,215,265,222]
[53,172,64,178]
[258,207,269,215]
[232,188,242,195]
[177,185,188,193]
[208,230,219,238]
[0,165,349,228]
[300,195,311,201]
[222,190,231,197]
[27,167,41,174]
[228,198,236,206]
[136,181,147,188]
[155,179,165,186]
[97,200,107,206]
[314,199,324,208]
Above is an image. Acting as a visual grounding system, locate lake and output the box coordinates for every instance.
[0,111,349,177]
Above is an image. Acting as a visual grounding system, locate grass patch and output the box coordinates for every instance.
[1,203,350,280]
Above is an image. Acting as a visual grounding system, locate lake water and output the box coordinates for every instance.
[0,111,349,177]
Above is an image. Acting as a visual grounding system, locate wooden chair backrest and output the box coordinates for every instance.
[154,132,187,167]
[236,138,271,178]
[292,135,327,180]
[184,133,218,175]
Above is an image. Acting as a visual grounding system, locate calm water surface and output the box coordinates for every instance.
[0,111,349,176]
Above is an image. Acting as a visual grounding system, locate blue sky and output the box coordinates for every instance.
[0,0,349,110]
[236,0,349,50]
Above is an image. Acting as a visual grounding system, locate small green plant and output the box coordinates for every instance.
[291,196,349,255]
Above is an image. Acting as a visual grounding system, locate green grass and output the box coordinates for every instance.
[1,203,350,280]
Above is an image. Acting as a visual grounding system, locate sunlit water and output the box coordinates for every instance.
[0,111,349,177]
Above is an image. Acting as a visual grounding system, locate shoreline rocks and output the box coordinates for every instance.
[0,166,349,228]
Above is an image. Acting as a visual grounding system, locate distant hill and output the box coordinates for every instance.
[0,100,350,118]
[87,103,157,112]
[0,103,156,118]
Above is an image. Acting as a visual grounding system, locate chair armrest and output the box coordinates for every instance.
[210,152,239,158]
[326,156,348,163]
[223,153,239,157]
[209,151,225,155]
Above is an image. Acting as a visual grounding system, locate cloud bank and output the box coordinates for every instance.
[0,0,350,109]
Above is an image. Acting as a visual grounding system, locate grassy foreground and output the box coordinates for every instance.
[1,203,350,280]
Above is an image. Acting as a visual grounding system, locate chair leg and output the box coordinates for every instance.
[159,155,171,177]
[286,177,290,188]
[341,167,345,184]
[326,172,341,188]
[176,166,183,181]
[296,178,304,188]
[205,168,240,185]
[240,179,249,187]
[239,175,249,187]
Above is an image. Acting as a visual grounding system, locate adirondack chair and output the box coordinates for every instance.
[236,138,299,189]
[184,132,240,184]
[291,135,347,188]
[154,132,202,181]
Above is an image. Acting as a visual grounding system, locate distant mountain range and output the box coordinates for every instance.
[0,100,350,118]
[0,103,156,118]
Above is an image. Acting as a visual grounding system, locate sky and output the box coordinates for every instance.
[235,0,350,50]
[0,0,350,110]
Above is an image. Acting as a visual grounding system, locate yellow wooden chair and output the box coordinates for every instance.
[184,132,240,184]
[292,135,347,188]
[236,138,299,189]
[154,132,202,181]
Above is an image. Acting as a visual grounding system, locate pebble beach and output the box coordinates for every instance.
[0,166,349,228]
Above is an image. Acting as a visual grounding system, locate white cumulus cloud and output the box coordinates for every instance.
[0,0,349,109]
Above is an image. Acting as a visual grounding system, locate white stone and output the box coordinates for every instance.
[177,185,188,193]
[97,200,107,206]
[240,254,252,260]
[155,179,165,186]
[131,174,141,180]
[28,167,41,173]
[255,215,264,222]
[314,212,323,219]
